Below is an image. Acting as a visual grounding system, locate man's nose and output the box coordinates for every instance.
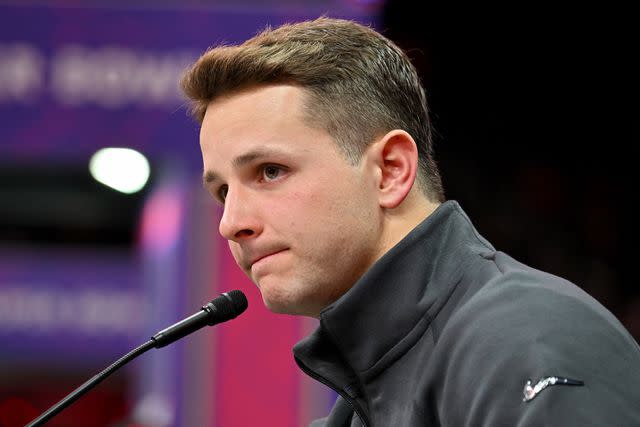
[218,187,262,242]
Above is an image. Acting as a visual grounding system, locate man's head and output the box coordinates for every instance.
[182,17,443,317]
[181,17,444,202]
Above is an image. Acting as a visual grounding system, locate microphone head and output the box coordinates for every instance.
[206,290,248,325]
[153,290,248,348]
[221,289,248,317]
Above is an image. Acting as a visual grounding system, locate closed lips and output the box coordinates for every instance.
[251,249,288,267]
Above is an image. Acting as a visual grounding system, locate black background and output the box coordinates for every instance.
[380,4,637,337]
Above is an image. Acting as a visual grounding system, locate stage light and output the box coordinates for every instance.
[89,147,150,194]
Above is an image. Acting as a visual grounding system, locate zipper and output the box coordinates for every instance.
[295,357,369,427]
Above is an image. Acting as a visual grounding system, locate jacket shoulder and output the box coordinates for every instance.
[427,260,640,426]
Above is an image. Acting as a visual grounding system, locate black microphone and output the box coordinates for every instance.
[25,290,248,427]
[152,289,248,348]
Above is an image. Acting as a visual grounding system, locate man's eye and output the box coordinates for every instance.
[218,185,228,202]
[262,165,282,181]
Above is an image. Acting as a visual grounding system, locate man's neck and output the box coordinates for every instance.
[377,191,440,261]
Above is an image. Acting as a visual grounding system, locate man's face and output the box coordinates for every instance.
[200,84,384,317]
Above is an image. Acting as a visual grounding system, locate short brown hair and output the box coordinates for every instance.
[181,17,444,202]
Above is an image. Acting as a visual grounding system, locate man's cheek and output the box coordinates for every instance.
[228,243,243,267]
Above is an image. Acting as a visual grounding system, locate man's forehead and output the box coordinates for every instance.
[202,84,305,123]
[199,86,306,149]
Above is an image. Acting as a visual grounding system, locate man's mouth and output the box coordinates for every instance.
[250,249,288,269]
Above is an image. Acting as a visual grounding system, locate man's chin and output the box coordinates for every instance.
[260,290,319,318]
[263,296,301,316]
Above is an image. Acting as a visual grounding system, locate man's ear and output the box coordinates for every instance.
[367,130,419,209]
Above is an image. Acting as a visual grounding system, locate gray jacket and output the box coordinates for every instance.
[293,201,640,426]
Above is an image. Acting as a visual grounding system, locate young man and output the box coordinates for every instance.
[181,17,640,426]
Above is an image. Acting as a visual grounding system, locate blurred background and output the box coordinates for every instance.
[0,1,635,426]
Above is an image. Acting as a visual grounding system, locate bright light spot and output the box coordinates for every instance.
[89,147,150,194]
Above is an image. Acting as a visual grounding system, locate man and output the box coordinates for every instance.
[181,17,640,426]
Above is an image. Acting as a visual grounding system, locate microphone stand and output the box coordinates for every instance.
[25,340,155,427]
[24,290,247,427]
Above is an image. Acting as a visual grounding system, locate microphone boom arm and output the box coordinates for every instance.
[26,339,156,427]
[25,290,248,427]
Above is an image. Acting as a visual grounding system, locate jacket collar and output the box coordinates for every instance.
[293,200,493,387]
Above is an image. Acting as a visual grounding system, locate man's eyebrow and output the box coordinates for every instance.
[203,170,219,187]
[202,147,288,187]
